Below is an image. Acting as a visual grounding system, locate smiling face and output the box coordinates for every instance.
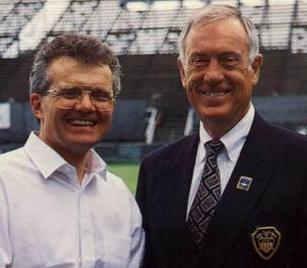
[30,56,114,157]
[178,18,262,137]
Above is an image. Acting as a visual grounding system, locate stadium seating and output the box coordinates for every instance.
[0,0,307,156]
[0,0,46,57]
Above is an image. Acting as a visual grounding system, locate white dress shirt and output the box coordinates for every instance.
[0,132,144,268]
[187,104,255,218]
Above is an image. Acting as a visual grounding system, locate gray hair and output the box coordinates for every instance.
[178,5,259,64]
[29,33,121,96]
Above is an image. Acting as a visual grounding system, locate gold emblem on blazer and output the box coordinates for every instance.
[251,226,281,260]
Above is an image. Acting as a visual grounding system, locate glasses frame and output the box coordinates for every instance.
[45,88,116,111]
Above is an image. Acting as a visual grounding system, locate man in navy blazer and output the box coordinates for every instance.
[136,4,307,268]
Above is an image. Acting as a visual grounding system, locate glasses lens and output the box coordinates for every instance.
[54,89,79,109]
[53,88,114,111]
[93,100,113,111]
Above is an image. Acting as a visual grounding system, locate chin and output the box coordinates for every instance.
[67,143,96,155]
[199,110,229,120]
[66,137,100,150]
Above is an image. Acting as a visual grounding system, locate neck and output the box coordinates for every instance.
[38,133,91,183]
[64,151,89,183]
[202,107,250,139]
[53,147,90,183]
[202,117,240,139]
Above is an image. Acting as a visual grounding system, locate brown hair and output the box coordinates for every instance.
[29,33,121,96]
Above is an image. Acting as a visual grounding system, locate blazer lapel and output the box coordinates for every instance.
[148,134,200,262]
[200,113,276,267]
[159,133,199,228]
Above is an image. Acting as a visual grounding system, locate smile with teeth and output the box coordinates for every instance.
[203,91,229,97]
[69,119,96,126]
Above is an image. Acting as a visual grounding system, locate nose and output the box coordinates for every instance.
[203,58,224,85]
[75,93,95,112]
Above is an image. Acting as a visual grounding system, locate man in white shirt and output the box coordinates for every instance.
[0,33,144,267]
[136,4,307,268]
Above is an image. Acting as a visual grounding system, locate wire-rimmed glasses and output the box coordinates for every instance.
[46,88,115,111]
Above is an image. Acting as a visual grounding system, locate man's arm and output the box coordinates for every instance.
[127,192,145,268]
[136,162,158,268]
[291,171,307,267]
[0,176,12,267]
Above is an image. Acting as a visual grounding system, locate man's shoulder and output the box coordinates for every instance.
[268,123,307,148]
[255,119,307,162]
[105,169,134,195]
[142,133,198,163]
[0,147,28,187]
[253,113,307,148]
[106,170,126,186]
[0,147,25,167]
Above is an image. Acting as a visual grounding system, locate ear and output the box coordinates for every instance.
[177,57,187,89]
[251,53,263,86]
[29,93,44,120]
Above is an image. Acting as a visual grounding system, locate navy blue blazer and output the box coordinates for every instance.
[136,113,307,268]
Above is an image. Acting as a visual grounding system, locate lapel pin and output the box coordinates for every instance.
[236,176,253,191]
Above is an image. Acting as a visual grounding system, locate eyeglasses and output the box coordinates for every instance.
[46,88,115,111]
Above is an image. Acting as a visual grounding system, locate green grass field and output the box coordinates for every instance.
[109,162,139,194]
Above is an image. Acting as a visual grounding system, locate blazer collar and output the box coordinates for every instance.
[166,133,199,166]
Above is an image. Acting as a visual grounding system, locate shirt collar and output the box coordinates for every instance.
[86,150,108,180]
[24,132,107,180]
[199,104,255,163]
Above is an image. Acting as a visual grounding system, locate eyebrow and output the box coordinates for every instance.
[189,51,242,58]
[57,86,112,92]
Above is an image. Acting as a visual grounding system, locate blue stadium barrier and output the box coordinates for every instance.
[0,99,148,154]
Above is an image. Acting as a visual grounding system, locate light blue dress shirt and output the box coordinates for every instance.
[0,132,144,268]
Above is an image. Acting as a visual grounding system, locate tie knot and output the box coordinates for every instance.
[205,139,224,155]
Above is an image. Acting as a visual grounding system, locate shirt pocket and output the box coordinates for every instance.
[103,236,131,268]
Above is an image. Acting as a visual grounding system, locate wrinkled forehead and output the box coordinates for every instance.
[46,56,113,90]
[192,15,248,36]
[188,17,250,50]
[48,56,105,71]
[190,5,242,28]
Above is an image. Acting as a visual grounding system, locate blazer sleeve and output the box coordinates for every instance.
[291,172,307,267]
[136,161,158,268]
